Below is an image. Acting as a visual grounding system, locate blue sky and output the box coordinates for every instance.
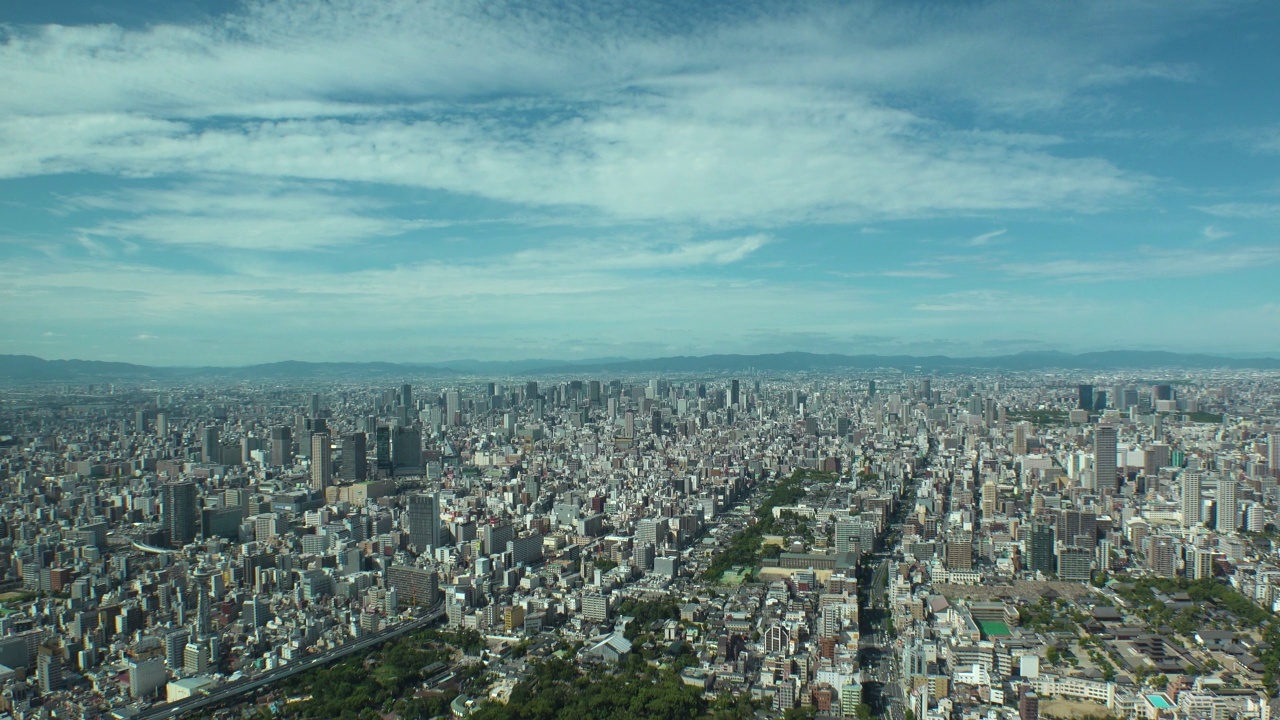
[2,0,1278,365]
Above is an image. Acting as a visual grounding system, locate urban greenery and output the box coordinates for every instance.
[468,657,705,720]
[701,470,834,580]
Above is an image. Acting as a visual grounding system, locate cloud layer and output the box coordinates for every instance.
[1,0,1277,362]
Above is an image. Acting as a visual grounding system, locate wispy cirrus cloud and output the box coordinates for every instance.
[1001,245,1280,282]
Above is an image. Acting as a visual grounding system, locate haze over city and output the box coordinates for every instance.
[2,0,1279,365]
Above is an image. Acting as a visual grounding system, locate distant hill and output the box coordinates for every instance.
[1,349,1277,383]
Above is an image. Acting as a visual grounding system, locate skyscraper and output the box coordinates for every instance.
[340,432,367,482]
[1181,471,1202,528]
[270,425,293,467]
[201,426,219,463]
[375,425,392,471]
[1217,476,1238,534]
[400,383,413,409]
[161,481,197,547]
[311,433,332,491]
[730,379,740,407]
[1078,384,1094,411]
[1029,524,1055,575]
[1269,434,1279,478]
[407,492,440,552]
[1094,423,1118,491]
[391,426,422,470]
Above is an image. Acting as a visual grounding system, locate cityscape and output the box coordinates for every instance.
[3,0,1280,719]
[1,363,1280,720]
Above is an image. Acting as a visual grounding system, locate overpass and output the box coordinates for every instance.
[134,603,445,720]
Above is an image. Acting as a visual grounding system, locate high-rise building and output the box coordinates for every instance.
[161,481,197,547]
[1147,535,1177,577]
[270,426,293,467]
[1269,435,1279,477]
[311,433,332,491]
[1181,471,1202,528]
[730,379,740,407]
[401,383,413,409]
[981,480,999,519]
[1078,384,1094,411]
[1029,524,1055,575]
[391,426,422,469]
[37,643,64,694]
[1094,423,1118,491]
[635,518,667,549]
[128,657,166,698]
[1056,546,1093,582]
[407,492,440,552]
[375,425,391,471]
[1013,422,1029,455]
[1217,476,1238,534]
[387,565,439,606]
[945,534,973,570]
[201,426,219,463]
[340,432,367,482]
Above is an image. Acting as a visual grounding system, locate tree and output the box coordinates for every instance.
[857,703,873,720]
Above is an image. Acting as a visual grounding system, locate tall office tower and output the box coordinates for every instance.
[401,383,412,409]
[201,427,219,463]
[310,433,332,491]
[1152,384,1173,402]
[730,379,740,407]
[407,492,440,552]
[1013,422,1029,455]
[921,377,932,402]
[340,432,367,482]
[1270,435,1280,477]
[1181,471,1203,528]
[1093,390,1107,412]
[270,426,293,467]
[445,391,461,425]
[310,393,321,417]
[1094,423,1118,491]
[155,412,167,437]
[981,481,999,519]
[1078,384,1094,411]
[624,411,635,438]
[375,426,392,471]
[588,380,601,405]
[391,426,422,469]
[651,408,662,436]
[162,481,197,547]
[1029,524,1055,575]
[525,381,538,401]
[1217,476,1238,534]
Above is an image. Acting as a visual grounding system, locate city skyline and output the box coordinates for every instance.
[3,0,1280,365]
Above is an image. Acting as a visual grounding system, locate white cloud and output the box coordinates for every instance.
[68,182,425,250]
[1195,202,1280,219]
[1001,245,1280,282]
[1201,225,1231,241]
[967,229,1008,246]
[0,0,1174,230]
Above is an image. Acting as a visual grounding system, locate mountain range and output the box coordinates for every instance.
[1,350,1278,382]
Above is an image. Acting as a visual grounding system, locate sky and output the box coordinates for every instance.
[2,0,1279,366]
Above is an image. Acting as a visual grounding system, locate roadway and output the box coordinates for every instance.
[134,603,445,720]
